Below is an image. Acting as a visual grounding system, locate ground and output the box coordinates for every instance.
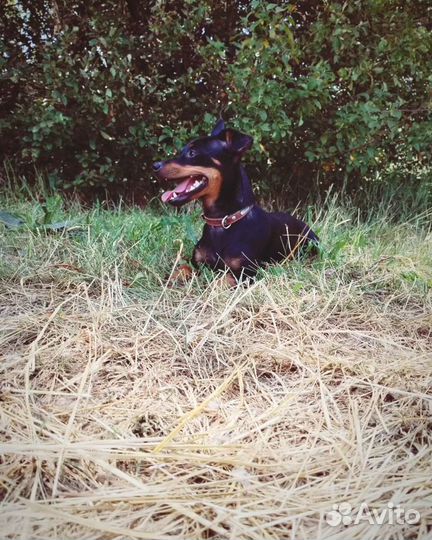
[0,194,431,539]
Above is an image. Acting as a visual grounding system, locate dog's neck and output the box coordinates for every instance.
[202,163,255,218]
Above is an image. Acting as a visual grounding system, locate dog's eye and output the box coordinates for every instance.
[187,149,197,158]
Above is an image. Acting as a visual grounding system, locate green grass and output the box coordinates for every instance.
[1,189,431,293]
[0,194,198,287]
[1,186,432,539]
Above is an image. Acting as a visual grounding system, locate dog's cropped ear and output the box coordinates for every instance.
[222,128,253,155]
[211,118,226,137]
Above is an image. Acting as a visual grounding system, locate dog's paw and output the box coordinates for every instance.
[167,264,194,287]
[214,272,239,289]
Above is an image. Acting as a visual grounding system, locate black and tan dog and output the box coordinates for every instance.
[153,120,318,285]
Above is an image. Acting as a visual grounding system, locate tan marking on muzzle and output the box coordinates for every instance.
[161,164,223,205]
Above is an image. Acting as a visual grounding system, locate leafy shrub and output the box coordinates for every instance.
[1,0,431,201]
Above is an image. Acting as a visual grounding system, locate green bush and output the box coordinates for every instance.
[1,0,431,200]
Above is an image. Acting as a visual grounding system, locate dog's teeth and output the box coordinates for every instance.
[187,180,200,192]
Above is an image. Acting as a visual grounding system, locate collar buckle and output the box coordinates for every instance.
[221,215,232,229]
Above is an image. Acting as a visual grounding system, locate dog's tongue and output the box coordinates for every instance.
[161,177,193,203]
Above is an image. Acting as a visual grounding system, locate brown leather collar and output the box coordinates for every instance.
[202,204,254,229]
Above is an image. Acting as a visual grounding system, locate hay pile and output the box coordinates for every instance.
[1,264,431,539]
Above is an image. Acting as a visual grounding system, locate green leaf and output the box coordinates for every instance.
[43,221,81,232]
[0,211,25,229]
[100,130,114,141]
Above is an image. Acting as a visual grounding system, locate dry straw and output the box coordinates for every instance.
[1,220,432,539]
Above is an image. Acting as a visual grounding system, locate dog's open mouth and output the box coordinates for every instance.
[161,175,208,205]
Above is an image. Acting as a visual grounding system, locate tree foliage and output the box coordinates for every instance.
[1,0,431,199]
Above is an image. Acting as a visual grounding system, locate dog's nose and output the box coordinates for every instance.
[152,161,163,172]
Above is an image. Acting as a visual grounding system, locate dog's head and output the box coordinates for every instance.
[153,120,253,207]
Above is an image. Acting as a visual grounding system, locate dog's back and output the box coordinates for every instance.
[264,211,319,262]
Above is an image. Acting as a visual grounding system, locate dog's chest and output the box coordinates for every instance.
[194,235,244,271]
[194,223,258,271]
[194,244,217,266]
[193,244,224,270]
